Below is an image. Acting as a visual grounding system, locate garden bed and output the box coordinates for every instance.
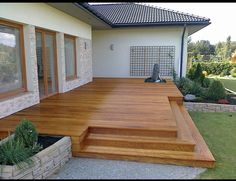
[0,135,72,179]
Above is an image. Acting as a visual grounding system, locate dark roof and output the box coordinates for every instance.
[78,3,210,28]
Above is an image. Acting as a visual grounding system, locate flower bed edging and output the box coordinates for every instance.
[184,102,236,112]
[0,136,72,179]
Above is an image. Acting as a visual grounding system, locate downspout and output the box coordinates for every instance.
[180,24,187,78]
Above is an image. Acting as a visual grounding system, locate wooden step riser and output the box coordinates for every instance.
[77,152,215,168]
[85,138,195,152]
[89,127,177,138]
[0,131,10,140]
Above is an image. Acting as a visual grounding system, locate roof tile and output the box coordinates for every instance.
[88,3,210,26]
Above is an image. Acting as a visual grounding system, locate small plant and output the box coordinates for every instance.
[230,68,236,77]
[172,68,177,82]
[0,138,33,168]
[0,119,42,172]
[207,80,226,101]
[14,119,38,148]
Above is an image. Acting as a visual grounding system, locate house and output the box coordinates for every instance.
[0,2,210,118]
[0,3,215,168]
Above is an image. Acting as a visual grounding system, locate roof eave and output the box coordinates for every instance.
[76,2,113,27]
[110,21,211,28]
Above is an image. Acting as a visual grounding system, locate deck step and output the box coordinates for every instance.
[85,133,195,152]
[78,145,215,168]
[88,126,177,138]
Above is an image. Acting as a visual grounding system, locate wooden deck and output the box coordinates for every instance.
[0,78,215,168]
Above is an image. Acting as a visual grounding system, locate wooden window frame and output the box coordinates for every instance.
[64,34,77,81]
[0,19,27,100]
[35,28,59,100]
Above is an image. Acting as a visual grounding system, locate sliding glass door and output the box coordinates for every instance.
[36,29,58,99]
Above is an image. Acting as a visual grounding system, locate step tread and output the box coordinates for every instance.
[89,125,177,132]
[79,145,205,161]
[87,133,195,145]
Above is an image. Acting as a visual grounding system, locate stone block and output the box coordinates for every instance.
[42,160,54,172]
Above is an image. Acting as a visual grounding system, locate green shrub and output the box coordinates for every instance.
[202,78,211,88]
[14,119,42,155]
[177,77,204,96]
[189,82,203,96]
[187,67,195,80]
[195,97,204,102]
[220,69,229,77]
[230,68,236,77]
[176,77,193,95]
[0,139,33,167]
[192,62,236,75]
[207,80,226,101]
[232,73,236,77]
[194,63,203,80]
[187,63,205,86]
[14,119,38,148]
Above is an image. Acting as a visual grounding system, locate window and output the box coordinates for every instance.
[64,35,77,80]
[0,20,26,99]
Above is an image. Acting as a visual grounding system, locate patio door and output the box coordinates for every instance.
[36,28,58,99]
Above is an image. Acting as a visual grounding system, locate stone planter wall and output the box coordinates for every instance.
[184,102,236,112]
[0,136,72,179]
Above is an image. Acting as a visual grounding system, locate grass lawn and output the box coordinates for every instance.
[219,79,236,92]
[207,76,236,92]
[190,112,236,179]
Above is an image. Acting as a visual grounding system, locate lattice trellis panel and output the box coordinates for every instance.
[130,46,175,76]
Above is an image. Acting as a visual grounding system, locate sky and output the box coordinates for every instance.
[90,3,236,45]
[145,3,236,44]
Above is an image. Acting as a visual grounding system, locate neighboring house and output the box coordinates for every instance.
[0,3,210,118]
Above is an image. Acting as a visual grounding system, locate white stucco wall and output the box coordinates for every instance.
[0,3,91,39]
[92,27,188,78]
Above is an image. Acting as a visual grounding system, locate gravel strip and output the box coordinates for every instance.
[49,157,206,179]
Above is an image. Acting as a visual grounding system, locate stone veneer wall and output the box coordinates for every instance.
[0,136,72,179]
[0,25,40,119]
[184,102,236,112]
[63,38,92,92]
[57,33,92,93]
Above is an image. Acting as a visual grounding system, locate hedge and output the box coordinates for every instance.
[192,62,236,75]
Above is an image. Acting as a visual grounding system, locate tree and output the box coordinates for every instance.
[225,36,231,60]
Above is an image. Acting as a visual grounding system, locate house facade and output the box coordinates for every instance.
[0,3,210,119]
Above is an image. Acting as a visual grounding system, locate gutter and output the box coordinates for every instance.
[180,24,187,78]
[111,21,210,28]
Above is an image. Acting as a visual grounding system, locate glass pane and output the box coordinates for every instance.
[45,34,56,95]
[64,37,75,78]
[36,32,45,99]
[0,24,22,93]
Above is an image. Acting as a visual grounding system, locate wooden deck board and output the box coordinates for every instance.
[0,78,215,167]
